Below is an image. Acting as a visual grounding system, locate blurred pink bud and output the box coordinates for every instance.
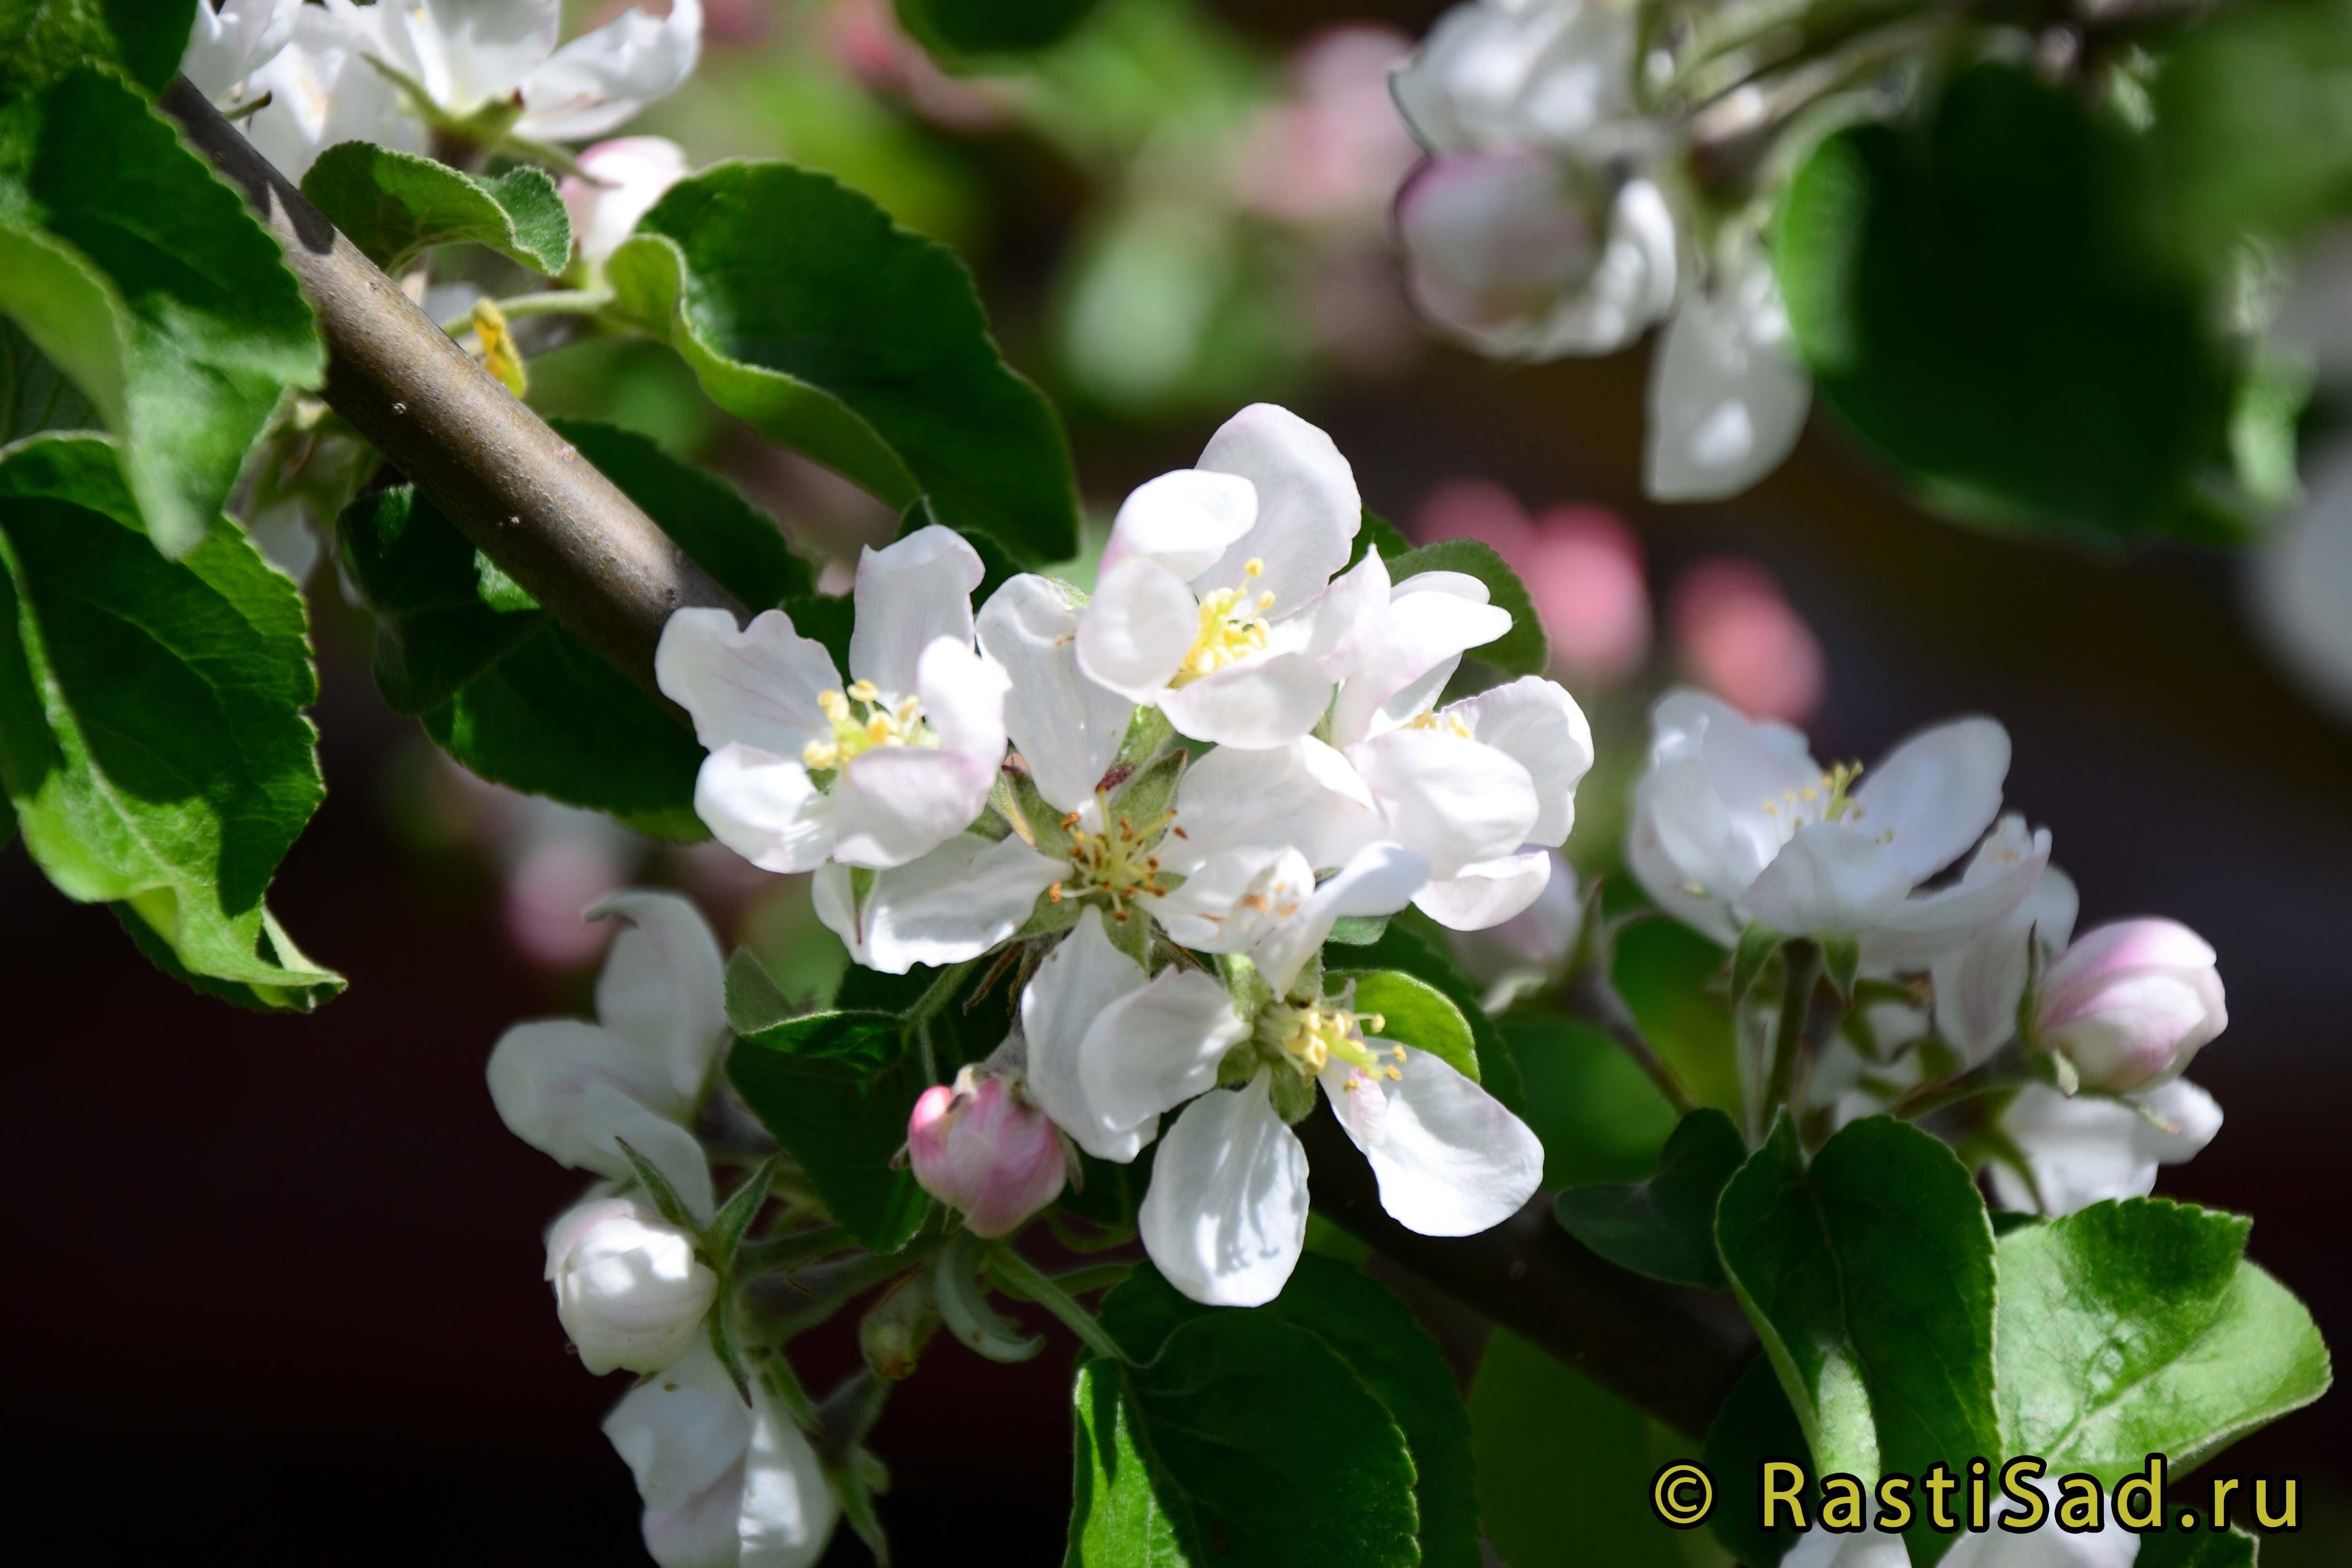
[908,1065,1066,1237]
[1234,25,1419,224]
[1395,152,1600,336]
[507,838,630,968]
[561,137,689,264]
[1413,481,1651,686]
[822,0,1003,129]
[1669,557,1825,723]
[2036,920,2227,1092]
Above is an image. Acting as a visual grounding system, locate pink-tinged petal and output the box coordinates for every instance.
[1352,728,1538,877]
[914,635,1009,763]
[1191,404,1361,614]
[1023,908,1150,1157]
[588,891,728,1099]
[1138,1075,1311,1307]
[2041,919,2218,1002]
[909,1072,1067,1238]
[1989,1080,2222,1216]
[1324,1047,1541,1236]
[1927,854,2077,1065]
[657,607,838,757]
[817,834,1062,975]
[1739,823,1911,937]
[829,748,994,868]
[1076,557,1200,703]
[1169,739,1383,874]
[1413,849,1552,932]
[976,574,1133,813]
[560,136,689,263]
[1101,469,1259,581]
[1253,843,1431,997]
[848,524,983,698]
[1852,717,2010,883]
[1452,676,1594,845]
[1157,651,1335,749]
[2036,919,2227,1091]
[1076,971,1250,1157]
[1861,821,2052,973]
[693,744,836,873]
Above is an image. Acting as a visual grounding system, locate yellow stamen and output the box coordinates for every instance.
[1256,1002,1398,1082]
[1171,561,1276,688]
[800,683,939,771]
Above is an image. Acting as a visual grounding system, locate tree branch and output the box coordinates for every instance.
[158,77,742,707]
[1298,1105,1756,1439]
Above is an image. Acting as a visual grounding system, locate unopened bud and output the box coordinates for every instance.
[907,1065,1067,1238]
[546,1197,718,1376]
[2035,919,2227,1092]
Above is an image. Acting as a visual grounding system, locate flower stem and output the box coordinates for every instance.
[988,1244,1130,1363]
[437,288,615,337]
[734,1222,853,1278]
[1566,964,1700,1116]
[1765,940,1824,1115]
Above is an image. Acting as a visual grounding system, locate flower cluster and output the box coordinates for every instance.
[658,404,1572,1305]
[1389,0,1813,502]
[1629,690,2226,1214]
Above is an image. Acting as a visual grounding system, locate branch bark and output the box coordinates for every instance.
[1298,1105,1756,1439]
[158,77,742,706]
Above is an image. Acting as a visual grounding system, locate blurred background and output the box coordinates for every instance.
[7,0,2348,1560]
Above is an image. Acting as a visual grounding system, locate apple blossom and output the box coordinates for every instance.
[1389,0,1640,157]
[1646,240,1812,502]
[658,526,1010,875]
[1629,689,2047,959]
[2033,919,2228,1091]
[605,1337,838,1568]
[487,891,727,1221]
[906,1056,1068,1238]
[562,136,691,264]
[1991,1078,2225,1217]
[1074,404,1362,748]
[180,0,300,99]
[1448,848,1581,1007]
[546,1196,718,1376]
[1931,849,2080,1064]
[240,4,424,181]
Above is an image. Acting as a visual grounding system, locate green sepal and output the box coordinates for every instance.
[1326,913,1390,946]
[706,1156,782,1273]
[614,1136,698,1230]
[1553,1106,1746,1290]
[938,1233,1045,1363]
[300,141,572,275]
[1732,922,1784,1005]
[1821,934,1859,1002]
[1104,741,1184,827]
[1267,1066,1318,1124]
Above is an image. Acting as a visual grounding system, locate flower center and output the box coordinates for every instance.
[1049,795,1177,923]
[1405,707,1472,739]
[1760,761,1869,841]
[1171,558,1274,686]
[802,681,937,771]
[1256,1002,1403,1082]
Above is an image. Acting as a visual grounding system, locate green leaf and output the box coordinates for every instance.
[1821,934,1859,1001]
[0,0,193,98]
[0,70,322,557]
[1325,913,1389,946]
[1067,1309,1420,1568]
[1098,1256,1481,1568]
[2137,1526,2261,1568]
[1995,1198,2332,1487]
[1347,505,1413,571]
[1469,1328,1690,1568]
[707,1155,781,1271]
[895,0,1101,61]
[1699,1355,1810,1568]
[1554,1106,1746,1290]
[728,1010,933,1253]
[0,435,339,1008]
[1343,968,1479,1083]
[1715,1113,2000,1565]
[608,161,1079,564]
[1383,536,1546,677]
[724,946,797,1037]
[550,418,812,609]
[2,317,95,444]
[1337,916,1526,1118]
[1776,63,2233,543]
[299,141,572,275]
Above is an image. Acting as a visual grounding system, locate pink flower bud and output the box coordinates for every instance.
[1670,557,1825,723]
[907,1066,1067,1238]
[2035,919,2227,1092]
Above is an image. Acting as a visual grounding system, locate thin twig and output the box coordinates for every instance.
[1565,964,1701,1116]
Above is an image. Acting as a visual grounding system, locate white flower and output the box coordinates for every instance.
[1646,239,1812,502]
[1931,850,2079,1065]
[1074,404,1362,749]
[486,891,727,1221]
[2035,919,2228,1092]
[604,1337,838,1568]
[657,526,1010,875]
[181,0,300,99]
[1629,689,2047,958]
[562,136,690,263]
[546,1197,718,1375]
[1027,902,1539,1307]
[2249,434,2352,723]
[357,0,702,142]
[242,4,424,181]
[1390,0,1640,156]
[1990,1078,2224,1217]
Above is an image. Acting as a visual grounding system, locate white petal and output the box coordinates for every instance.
[1627,781,1741,946]
[1696,704,1820,878]
[816,833,1062,974]
[1854,717,2011,883]
[1075,557,1200,703]
[976,574,1133,812]
[1100,469,1259,581]
[1073,970,1250,1160]
[562,136,690,263]
[1155,846,1302,953]
[487,1027,715,1220]
[1645,246,1811,503]
[848,525,983,699]
[1138,1075,1311,1307]
[913,635,1009,765]
[589,891,728,1101]
[1252,842,1432,997]
[694,744,836,874]
[1190,404,1362,614]
[1325,568,1513,749]
[1928,857,2077,1063]
[380,0,557,113]
[657,607,839,757]
[1352,728,1539,877]
[738,1378,837,1568]
[1991,1080,2222,1216]
[1865,822,2053,974]
[1022,907,1148,1157]
[829,748,996,869]
[243,6,425,183]
[604,1337,751,1517]
[1413,850,1553,932]
[1325,1047,1542,1236]
[1168,739,1383,875]
[518,0,702,142]
[180,0,298,97]
[1157,651,1334,749]
[1739,823,1912,937]
[1452,676,1594,845]
[1941,1477,2141,1568]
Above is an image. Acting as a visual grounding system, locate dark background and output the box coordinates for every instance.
[5,1,2344,1561]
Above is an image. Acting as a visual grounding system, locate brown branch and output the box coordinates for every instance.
[158,76,742,707]
[1299,1105,1756,1439]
